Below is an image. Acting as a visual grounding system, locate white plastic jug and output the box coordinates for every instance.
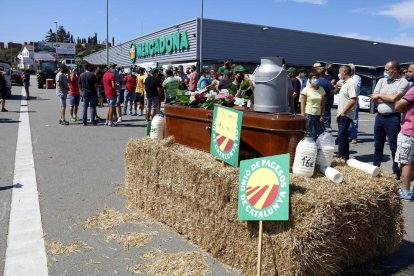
[150,114,165,139]
[316,129,335,167]
[293,136,318,177]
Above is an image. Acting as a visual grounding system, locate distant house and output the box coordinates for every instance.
[18,45,36,71]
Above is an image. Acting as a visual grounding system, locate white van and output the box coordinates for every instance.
[0,60,12,97]
[61,59,77,69]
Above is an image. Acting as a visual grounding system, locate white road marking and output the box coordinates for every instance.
[4,88,48,275]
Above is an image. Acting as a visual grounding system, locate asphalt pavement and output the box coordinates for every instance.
[0,80,413,275]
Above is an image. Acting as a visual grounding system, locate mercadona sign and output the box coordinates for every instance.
[130,31,189,63]
[238,154,290,221]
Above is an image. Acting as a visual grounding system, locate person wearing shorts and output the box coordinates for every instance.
[68,68,80,122]
[104,64,117,126]
[144,69,162,121]
[56,64,69,125]
[134,67,145,116]
[395,85,414,201]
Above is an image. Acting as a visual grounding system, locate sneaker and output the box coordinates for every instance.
[351,139,357,144]
[109,122,118,127]
[70,117,76,122]
[399,189,413,202]
[1,108,8,112]
[63,120,69,125]
[129,111,134,116]
[105,120,109,126]
[117,117,122,123]
[75,116,80,121]
[139,113,144,116]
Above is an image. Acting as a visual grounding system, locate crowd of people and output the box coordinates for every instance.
[292,60,414,202]
[39,58,414,202]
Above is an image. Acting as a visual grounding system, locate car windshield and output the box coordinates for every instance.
[360,86,371,96]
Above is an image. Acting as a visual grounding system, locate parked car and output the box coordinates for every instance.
[11,70,23,86]
[333,86,373,111]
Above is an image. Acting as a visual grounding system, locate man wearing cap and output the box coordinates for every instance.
[197,69,210,91]
[218,69,232,90]
[228,65,253,98]
[370,60,409,180]
[145,69,162,121]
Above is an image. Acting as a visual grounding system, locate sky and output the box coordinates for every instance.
[1,0,414,47]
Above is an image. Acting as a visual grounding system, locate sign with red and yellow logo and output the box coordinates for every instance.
[238,154,290,221]
[210,106,243,167]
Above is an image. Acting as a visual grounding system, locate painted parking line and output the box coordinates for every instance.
[4,88,48,275]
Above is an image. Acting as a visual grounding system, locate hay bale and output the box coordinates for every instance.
[124,137,404,276]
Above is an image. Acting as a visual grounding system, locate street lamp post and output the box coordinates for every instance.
[199,0,203,73]
[53,21,58,63]
[106,0,109,66]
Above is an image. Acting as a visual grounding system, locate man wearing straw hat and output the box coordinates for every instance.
[395,85,414,201]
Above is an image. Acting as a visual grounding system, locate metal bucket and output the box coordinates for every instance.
[254,57,288,113]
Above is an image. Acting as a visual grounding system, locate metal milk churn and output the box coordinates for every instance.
[254,57,288,113]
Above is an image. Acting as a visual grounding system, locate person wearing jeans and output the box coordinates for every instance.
[370,60,409,179]
[336,65,358,160]
[79,64,99,126]
[82,94,97,125]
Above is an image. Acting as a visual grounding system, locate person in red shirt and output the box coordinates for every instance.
[103,64,117,126]
[123,71,137,116]
[68,68,80,122]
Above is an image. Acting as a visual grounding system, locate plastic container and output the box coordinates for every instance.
[254,57,288,113]
[347,159,380,177]
[316,129,335,167]
[319,166,343,184]
[293,136,318,177]
[150,114,165,139]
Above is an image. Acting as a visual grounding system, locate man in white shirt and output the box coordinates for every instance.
[370,60,409,180]
[336,65,358,160]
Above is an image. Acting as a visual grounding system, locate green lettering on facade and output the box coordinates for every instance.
[180,31,189,50]
[154,39,159,55]
[133,30,189,59]
[149,40,154,55]
[136,43,142,57]
[165,35,173,53]
[159,37,166,54]
[172,32,180,52]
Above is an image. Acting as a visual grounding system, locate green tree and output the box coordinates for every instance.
[45,28,56,42]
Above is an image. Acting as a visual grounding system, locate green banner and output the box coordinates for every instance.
[238,154,290,221]
[210,106,243,167]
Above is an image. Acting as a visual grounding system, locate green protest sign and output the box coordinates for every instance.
[210,106,243,167]
[238,154,290,221]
